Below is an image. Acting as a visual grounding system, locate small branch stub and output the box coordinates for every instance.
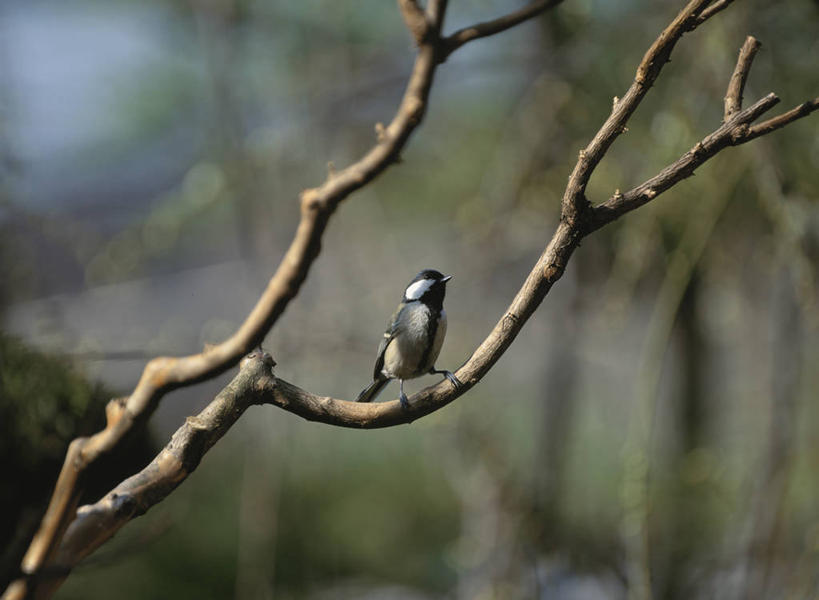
[375,122,387,142]
[724,36,761,121]
[397,0,429,46]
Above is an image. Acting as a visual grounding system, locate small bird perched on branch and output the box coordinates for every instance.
[356,269,462,409]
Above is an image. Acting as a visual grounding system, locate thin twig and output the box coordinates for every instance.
[725,36,761,120]
[439,0,565,62]
[398,0,429,45]
[745,97,819,141]
[589,93,783,231]
[694,0,736,25]
[559,0,723,226]
[52,18,819,588]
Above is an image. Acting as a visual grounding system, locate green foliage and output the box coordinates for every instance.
[0,334,155,590]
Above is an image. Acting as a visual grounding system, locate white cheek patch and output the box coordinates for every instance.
[405,278,434,300]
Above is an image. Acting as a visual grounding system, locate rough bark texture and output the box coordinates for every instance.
[5,1,818,598]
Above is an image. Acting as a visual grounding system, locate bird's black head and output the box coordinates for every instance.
[403,269,452,308]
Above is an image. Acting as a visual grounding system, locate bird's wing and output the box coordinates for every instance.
[373,304,406,380]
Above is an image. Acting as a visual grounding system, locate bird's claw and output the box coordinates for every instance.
[399,391,411,411]
[444,371,463,391]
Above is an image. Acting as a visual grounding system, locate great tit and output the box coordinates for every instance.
[356,269,462,409]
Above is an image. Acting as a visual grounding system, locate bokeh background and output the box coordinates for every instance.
[2,0,819,598]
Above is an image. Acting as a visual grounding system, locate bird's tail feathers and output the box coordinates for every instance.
[356,378,389,403]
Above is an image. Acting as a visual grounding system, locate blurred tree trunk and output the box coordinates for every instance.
[658,272,707,600]
[740,269,800,600]
[534,267,578,556]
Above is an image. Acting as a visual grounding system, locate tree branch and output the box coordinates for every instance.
[724,36,761,120]
[5,1,567,598]
[438,0,566,62]
[588,93,784,232]
[587,29,819,234]
[398,0,429,45]
[559,0,722,226]
[744,97,819,142]
[11,2,450,595]
[694,0,736,25]
[21,354,280,600]
[7,2,818,598]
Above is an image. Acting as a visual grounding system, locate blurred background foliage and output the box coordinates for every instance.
[1,0,818,598]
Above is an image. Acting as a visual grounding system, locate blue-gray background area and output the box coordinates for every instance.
[2,1,818,599]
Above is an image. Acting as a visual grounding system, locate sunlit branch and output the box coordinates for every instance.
[438,0,565,62]
[7,1,818,598]
[559,0,727,226]
[4,0,563,598]
[724,35,761,120]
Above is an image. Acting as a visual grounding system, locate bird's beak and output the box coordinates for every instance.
[442,275,452,283]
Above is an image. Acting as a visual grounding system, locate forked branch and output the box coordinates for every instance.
[724,35,761,120]
[41,0,819,573]
[6,1,819,598]
[4,1,562,598]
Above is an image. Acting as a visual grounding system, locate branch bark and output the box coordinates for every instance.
[724,36,761,120]
[398,0,429,45]
[745,97,819,141]
[438,0,566,62]
[560,0,722,227]
[13,354,280,600]
[4,1,562,598]
[694,0,735,25]
[6,1,819,598]
[38,2,819,575]
[588,93,781,231]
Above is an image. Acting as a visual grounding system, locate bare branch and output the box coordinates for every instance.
[585,22,815,234]
[426,0,448,28]
[7,0,568,596]
[47,223,586,562]
[589,93,781,231]
[725,36,761,120]
[439,0,565,62]
[560,0,721,225]
[11,6,450,597]
[28,354,280,598]
[745,97,819,142]
[7,1,817,597]
[398,0,429,45]
[694,0,736,25]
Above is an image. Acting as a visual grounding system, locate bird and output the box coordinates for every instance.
[356,269,462,410]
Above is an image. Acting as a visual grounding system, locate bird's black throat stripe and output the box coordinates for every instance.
[417,305,441,375]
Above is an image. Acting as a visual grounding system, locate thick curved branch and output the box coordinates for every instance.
[8,1,818,598]
[20,354,280,600]
[12,1,449,593]
[38,217,584,578]
[7,0,572,597]
[438,0,565,62]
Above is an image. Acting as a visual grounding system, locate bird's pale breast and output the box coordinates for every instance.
[382,304,447,379]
